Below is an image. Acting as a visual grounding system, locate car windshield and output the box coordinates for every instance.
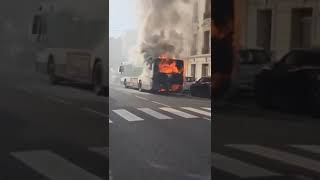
[285,51,320,66]
[198,77,211,83]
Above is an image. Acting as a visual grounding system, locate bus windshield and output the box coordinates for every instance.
[157,58,183,74]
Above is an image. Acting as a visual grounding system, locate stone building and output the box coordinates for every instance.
[185,0,211,80]
[237,0,320,60]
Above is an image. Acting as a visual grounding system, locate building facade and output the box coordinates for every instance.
[185,0,211,80]
[237,0,320,60]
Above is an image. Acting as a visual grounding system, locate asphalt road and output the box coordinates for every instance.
[0,65,108,179]
[212,91,320,180]
[109,83,211,180]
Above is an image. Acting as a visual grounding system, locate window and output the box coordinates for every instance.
[32,15,41,34]
[204,0,211,19]
[202,64,209,77]
[191,34,197,55]
[202,31,210,54]
[257,10,272,50]
[191,64,196,79]
[291,8,313,48]
[193,2,198,23]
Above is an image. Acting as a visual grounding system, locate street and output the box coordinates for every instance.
[212,91,320,180]
[0,64,108,179]
[109,83,211,180]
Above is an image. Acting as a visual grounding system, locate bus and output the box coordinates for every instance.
[119,56,184,93]
[30,0,108,95]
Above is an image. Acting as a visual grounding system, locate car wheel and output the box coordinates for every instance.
[47,60,59,85]
[93,61,103,95]
[255,79,271,108]
[309,83,320,115]
[124,79,128,88]
[138,81,142,92]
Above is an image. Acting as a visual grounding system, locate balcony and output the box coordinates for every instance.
[202,47,210,54]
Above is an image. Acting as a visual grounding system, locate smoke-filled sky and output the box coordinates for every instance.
[110,0,139,38]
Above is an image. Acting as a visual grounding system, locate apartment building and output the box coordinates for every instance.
[185,0,211,80]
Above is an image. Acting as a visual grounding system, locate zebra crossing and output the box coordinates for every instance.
[10,147,109,180]
[109,106,211,123]
[213,144,320,179]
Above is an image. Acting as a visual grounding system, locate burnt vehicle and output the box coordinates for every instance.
[190,76,212,98]
[119,56,184,93]
[254,49,320,113]
[234,49,271,91]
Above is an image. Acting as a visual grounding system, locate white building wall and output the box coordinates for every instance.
[241,0,320,60]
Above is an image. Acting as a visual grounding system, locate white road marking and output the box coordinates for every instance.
[47,96,71,105]
[138,108,172,119]
[181,107,211,117]
[151,101,171,107]
[201,107,211,111]
[202,117,211,121]
[228,144,320,174]
[212,153,280,178]
[135,95,149,101]
[112,109,144,121]
[12,150,102,180]
[89,147,109,159]
[291,145,320,154]
[159,107,198,118]
[82,108,108,118]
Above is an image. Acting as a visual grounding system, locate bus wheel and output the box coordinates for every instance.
[138,81,142,92]
[48,60,58,85]
[124,79,128,88]
[93,61,103,95]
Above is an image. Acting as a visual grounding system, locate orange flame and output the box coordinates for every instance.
[158,53,180,74]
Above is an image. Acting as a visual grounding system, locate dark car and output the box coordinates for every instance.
[254,49,320,113]
[190,76,211,98]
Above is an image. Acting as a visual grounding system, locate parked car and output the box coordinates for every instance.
[190,76,211,98]
[183,76,195,92]
[233,49,271,91]
[254,49,320,113]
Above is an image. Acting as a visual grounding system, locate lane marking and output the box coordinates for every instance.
[151,101,171,107]
[47,96,72,105]
[89,147,109,159]
[137,108,173,119]
[212,153,280,178]
[82,108,108,118]
[291,145,320,154]
[112,109,144,121]
[227,144,320,174]
[201,107,211,111]
[159,107,198,119]
[12,150,102,180]
[135,95,149,101]
[181,107,211,117]
[202,117,211,121]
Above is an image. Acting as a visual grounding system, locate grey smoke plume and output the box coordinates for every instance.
[135,0,193,65]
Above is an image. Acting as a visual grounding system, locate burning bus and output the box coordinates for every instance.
[119,55,184,93]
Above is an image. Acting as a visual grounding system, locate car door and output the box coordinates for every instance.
[270,52,300,106]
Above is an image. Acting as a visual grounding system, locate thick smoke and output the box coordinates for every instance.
[131,0,193,65]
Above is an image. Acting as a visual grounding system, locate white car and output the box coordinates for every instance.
[183,76,195,92]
